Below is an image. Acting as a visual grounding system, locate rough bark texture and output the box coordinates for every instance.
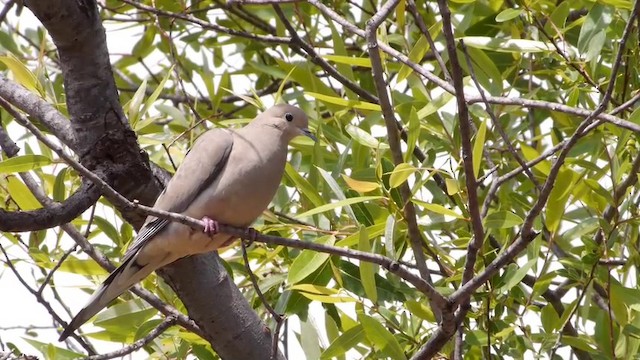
[22,1,280,358]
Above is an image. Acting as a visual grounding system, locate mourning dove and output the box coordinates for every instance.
[59,104,315,341]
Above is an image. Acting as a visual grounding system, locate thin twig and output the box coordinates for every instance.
[85,316,178,360]
[240,242,284,360]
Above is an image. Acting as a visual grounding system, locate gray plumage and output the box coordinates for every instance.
[59,104,313,341]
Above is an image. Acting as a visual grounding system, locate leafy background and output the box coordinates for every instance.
[1,0,640,359]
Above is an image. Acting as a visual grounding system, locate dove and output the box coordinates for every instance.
[59,104,315,341]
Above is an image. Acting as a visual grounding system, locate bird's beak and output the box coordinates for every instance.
[301,128,318,142]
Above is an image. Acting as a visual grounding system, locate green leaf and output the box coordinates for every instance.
[0,54,39,93]
[94,299,157,331]
[324,55,372,68]
[290,284,357,303]
[57,258,108,276]
[472,119,487,178]
[460,36,554,53]
[404,106,421,162]
[53,168,67,202]
[0,155,52,174]
[126,79,148,127]
[342,174,380,193]
[416,91,454,119]
[388,163,416,188]
[93,216,122,246]
[500,258,536,292]
[544,1,571,36]
[541,303,560,332]
[484,210,523,229]
[413,199,464,219]
[577,4,613,61]
[545,168,578,232]
[520,144,551,175]
[358,226,377,303]
[321,325,366,359]
[398,35,430,82]
[405,300,436,322]
[296,196,382,219]
[7,176,40,210]
[318,167,358,222]
[345,125,389,149]
[288,235,336,284]
[307,92,381,111]
[359,314,407,360]
[285,163,324,208]
[23,338,83,360]
[495,8,523,22]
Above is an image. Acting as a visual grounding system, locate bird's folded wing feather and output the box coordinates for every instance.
[124,129,234,259]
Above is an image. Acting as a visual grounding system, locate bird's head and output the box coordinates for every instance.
[256,104,317,143]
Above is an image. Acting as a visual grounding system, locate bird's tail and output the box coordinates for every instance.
[58,253,157,341]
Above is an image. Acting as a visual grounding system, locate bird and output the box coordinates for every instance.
[59,104,315,341]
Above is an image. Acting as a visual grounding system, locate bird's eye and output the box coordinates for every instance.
[285,113,294,122]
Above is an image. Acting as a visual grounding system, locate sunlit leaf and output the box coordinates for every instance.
[0,155,52,174]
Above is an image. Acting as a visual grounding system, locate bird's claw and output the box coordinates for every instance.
[202,216,219,236]
[242,227,258,246]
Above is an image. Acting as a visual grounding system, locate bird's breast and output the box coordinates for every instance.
[184,145,287,228]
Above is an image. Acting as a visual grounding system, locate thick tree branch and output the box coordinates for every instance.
[0,75,76,149]
[364,0,433,286]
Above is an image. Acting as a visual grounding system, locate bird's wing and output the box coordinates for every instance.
[125,128,234,259]
[58,129,234,341]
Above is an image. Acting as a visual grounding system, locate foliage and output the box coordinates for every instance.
[1,0,640,359]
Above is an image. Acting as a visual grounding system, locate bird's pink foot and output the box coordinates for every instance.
[202,216,219,236]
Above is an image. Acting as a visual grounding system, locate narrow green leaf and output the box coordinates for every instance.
[285,163,324,208]
[404,107,420,162]
[307,92,381,111]
[0,155,52,174]
[93,216,121,246]
[520,144,551,175]
[0,54,39,93]
[318,167,357,222]
[384,215,395,258]
[291,284,356,303]
[53,168,67,202]
[541,303,560,332]
[460,36,554,53]
[577,4,613,61]
[301,318,321,360]
[321,325,366,359]
[324,55,372,68]
[288,235,336,284]
[416,91,454,119]
[138,67,173,128]
[398,35,429,82]
[484,210,523,229]
[359,314,407,360]
[500,258,536,292]
[126,79,147,127]
[413,199,464,218]
[295,196,382,219]
[472,120,487,178]
[342,174,380,193]
[22,339,83,360]
[94,299,156,330]
[495,8,523,22]
[7,176,40,210]
[545,167,577,232]
[388,163,416,188]
[358,226,377,303]
[405,300,436,322]
[345,125,389,149]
